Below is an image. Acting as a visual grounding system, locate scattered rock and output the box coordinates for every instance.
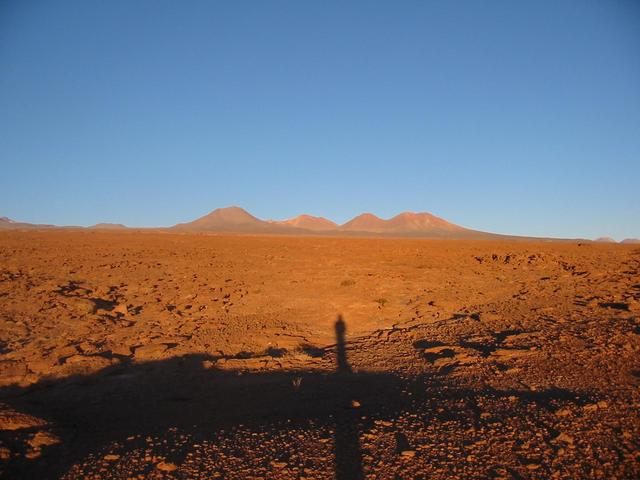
[156,461,178,472]
[133,343,168,360]
[0,361,28,382]
[25,430,61,457]
[65,297,97,315]
[113,303,129,315]
[0,407,46,430]
[202,359,215,369]
[0,447,11,461]
[554,432,574,445]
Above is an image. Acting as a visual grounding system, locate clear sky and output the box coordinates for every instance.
[1,1,639,239]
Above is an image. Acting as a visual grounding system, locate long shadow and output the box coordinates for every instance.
[0,317,589,479]
[333,315,363,479]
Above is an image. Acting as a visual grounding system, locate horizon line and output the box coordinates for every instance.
[2,206,637,243]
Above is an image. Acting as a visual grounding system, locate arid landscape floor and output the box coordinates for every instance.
[0,231,639,479]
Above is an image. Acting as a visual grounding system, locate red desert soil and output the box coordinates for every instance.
[0,230,639,479]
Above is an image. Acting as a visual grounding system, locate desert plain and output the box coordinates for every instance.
[0,230,639,479]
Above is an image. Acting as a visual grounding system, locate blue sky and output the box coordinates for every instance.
[1,1,639,239]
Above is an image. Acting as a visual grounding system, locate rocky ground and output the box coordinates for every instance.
[0,230,639,479]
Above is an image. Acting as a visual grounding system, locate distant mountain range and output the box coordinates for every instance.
[171,206,499,239]
[2,209,638,242]
[0,216,55,230]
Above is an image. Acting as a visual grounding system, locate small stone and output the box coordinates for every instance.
[113,304,129,315]
[202,360,215,369]
[134,343,168,360]
[555,433,574,445]
[0,447,11,461]
[0,361,28,379]
[27,359,55,374]
[104,454,120,461]
[351,400,361,408]
[400,450,416,458]
[67,298,97,315]
[27,431,60,449]
[156,461,178,472]
[270,461,288,468]
[110,345,133,357]
[25,449,42,459]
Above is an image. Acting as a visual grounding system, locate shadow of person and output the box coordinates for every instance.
[0,316,589,479]
[332,315,364,479]
[0,316,386,479]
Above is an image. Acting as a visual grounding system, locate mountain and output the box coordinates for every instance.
[621,238,640,244]
[172,206,301,234]
[340,213,388,232]
[340,211,478,237]
[0,216,54,230]
[594,237,616,243]
[385,211,464,233]
[173,206,264,232]
[274,214,338,231]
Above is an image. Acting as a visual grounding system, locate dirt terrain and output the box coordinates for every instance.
[0,230,639,479]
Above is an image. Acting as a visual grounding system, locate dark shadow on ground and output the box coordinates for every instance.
[0,317,589,479]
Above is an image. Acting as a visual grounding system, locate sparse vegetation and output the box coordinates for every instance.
[374,298,388,307]
[340,279,355,287]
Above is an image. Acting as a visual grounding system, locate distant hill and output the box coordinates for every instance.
[387,211,464,233]
[0,216,54,230]
[621,238,640,244]
[594,237,617,243]
[339,211,504,239]
[172,206,300,234]
[273,214,338,231]
[173,206,262,232]
[340,213,389,232]
[89,223,128,230]
[342,211,466,235]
